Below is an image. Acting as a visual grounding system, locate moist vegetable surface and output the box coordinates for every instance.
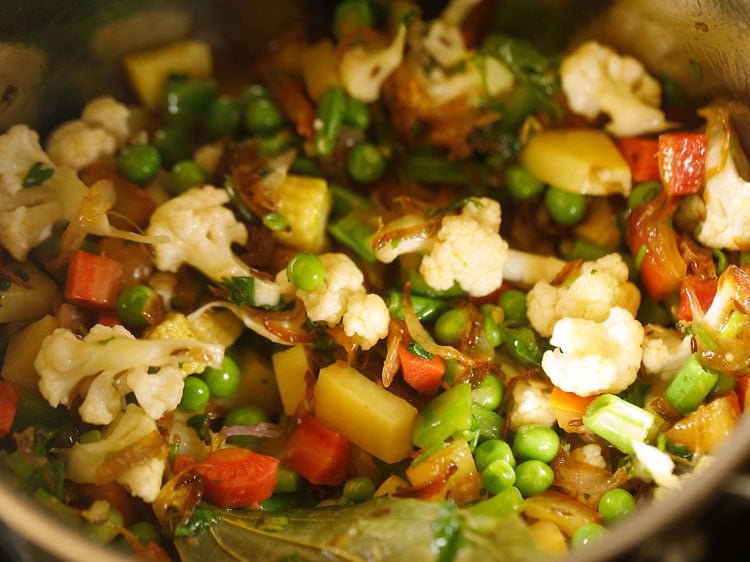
[1,1,748,560]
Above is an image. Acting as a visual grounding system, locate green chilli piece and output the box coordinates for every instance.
[115,284,156,328]
[664,352,721,415]
[413,383,473,450]
[287,252,326,291]
[582,394,657,454]
[544,186,587,226]
[468,486,526,518]
[347,143,386,183]
[116,144,161,185]
[314,87,346,156]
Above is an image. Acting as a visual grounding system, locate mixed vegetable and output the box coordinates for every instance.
[1,0,748,560]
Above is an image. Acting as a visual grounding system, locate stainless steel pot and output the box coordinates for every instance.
[2,1,749,560]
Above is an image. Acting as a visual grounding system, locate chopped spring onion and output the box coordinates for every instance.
[582,394,657,454]
[664,352,720,415]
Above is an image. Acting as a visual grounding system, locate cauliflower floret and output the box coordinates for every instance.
[630,439,680,490]
[695,105,750,250]
[542,307,645,396]
[502,249,567,287]
[527,253,641,338]
[146,185,280,307]
[571,443,607,470]
[422,0,482,68]
[35,323,223,425]
[342,293,390,350]
[560,41,675,137]
[420,197,509,297]
[339,23,407,102]
[45,96,133,170]
[66,404,167,502]
[508,378,556,431]
[642,324,693,382]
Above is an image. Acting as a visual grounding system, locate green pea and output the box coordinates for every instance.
[343,95,370,129]
[201,355,241,398]
[180,376,210,412]
[571,522,608,548]
[128,521,161,546]
[152,127,192,168]
[514,459,554,497]
[274,466,301,493]
[481,459,516,495]
[115,284,156,328]
[343,476,376,503]
[474,439,515,473]
[169,160,206,195]
[480,304,503,349]
[512,425,560,463]
[287,252,326,291]
[435,309,469,344]
[224,405,268,427]
[597,488,635,524]
[165,77,218,125]
[239,84,272,109]
[504,163,545,200]
[544,186,587,226]
[347,143,386,183]
[206,95,241,139]
[333,0,373,38]
[472,375,504,410]
[116,144,161,185]
[244,96,283,135]
[498,289,528,324]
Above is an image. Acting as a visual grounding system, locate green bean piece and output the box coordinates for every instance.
[333,0,373,38]
[406,153,492,185]
[165,77,218,126]
[314,87,346,156]
[481,459,516,494]
[244,96,284,136]
[512,424,559,463]
[571,523,607,548]
[472,374,504,410]
[468,486,526,518]
[434,309,469,344]
[343,94,371,129]
[115,284,157,328]
[474,439,515,473]
[169,160,206,195]
[287,252,327,291]
[597,488,635,524]
[664,352,721,415]
[504,163,545,200]
[179,376,210,412]
[201,355,241,398]
[627,181,663,209]
[347,143,386,183]
[343,476,376,503]
[514,460,554,497]
[386,290,448,322]
[205,95,241,139]
[116,144,161,185]
[544,186,587,226]
[413,383,473,450]
[498,289,528,324]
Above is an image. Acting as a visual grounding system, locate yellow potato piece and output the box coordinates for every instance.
[519,129,632,196]
[271,345,311,416]
[123,40,213,110]
[214,348,281,417]
[1,314,57,392]
[314,363,417,463]
[273,174,332,253]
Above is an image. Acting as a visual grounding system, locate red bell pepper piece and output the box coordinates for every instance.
[658,132,708,196]
[626,193,687,300]
[193,447,279,508]
[65,250,122,309]
[677,276,718,321]
[284,413,351,486]
[617,137,660,182]
[397,342,446,395]
[0,381,20,438]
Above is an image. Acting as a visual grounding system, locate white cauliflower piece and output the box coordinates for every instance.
[560,41,675,137]
[527,253,641,338]
[502,249,567,287]
[542,307,645,396]
[695,105,750,250]
[420,197,509,297]
[630,439,680,490]
[422,0,482,68]
[147,185,280,307]
[46,96,133,169]
[342,293,390,350]
[339,23,407,102]
[642,325,693,382]
[35,324,223,425]
[66,404,168,502]
[508,378,556,431]
[571,443,607,470]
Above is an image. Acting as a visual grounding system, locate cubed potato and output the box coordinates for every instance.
[314,363,417,463]
[273,174,332,254]
[0,261,59,324]
[301,39,340,101]
[1,314,57,392]
[519,129,632,196]
[271,345,311,416]
[123,40,212,110]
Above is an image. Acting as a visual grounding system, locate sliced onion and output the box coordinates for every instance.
[94,430,167,484]
[381,320,406,388]
[220,422,285,441]
[551,448,629,506]
[524,490,602,538]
